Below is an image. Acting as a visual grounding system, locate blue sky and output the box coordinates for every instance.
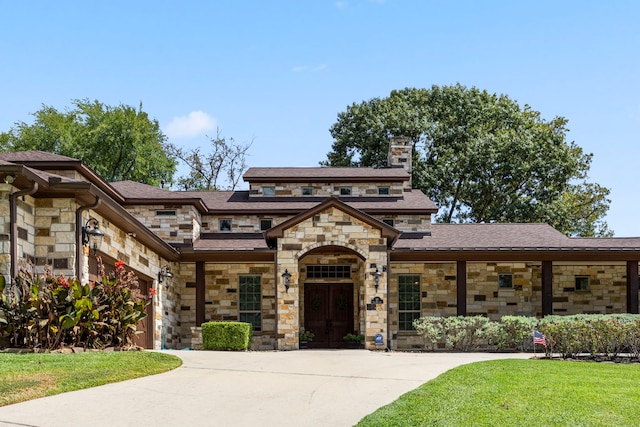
[1,1,639,236]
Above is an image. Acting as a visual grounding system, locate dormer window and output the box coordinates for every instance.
[378,186,390,195]
[219,219,232,231]
[260,219,272,231]
[302,187,313,196]
[339,187,352,196]
[263,187,275,196]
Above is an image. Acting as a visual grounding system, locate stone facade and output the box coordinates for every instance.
[249,181,406,198]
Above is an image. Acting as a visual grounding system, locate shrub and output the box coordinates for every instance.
[413,316,444,350]
[202,321,252,350]
[443,316,489,351]
[0,258,151,350]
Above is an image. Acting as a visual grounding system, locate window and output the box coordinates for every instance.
[575,276,590,291]
[302,187,313,196]
[339,187,352,196]
[398,275,421,331]
[263,187,275,196]
[306,265,351,279]
[382,219,395,227]
[155,210,176,216]
[378,186,390,195]
[260,219,272,231]
[498,274,513,289]
[219,219,232,231]
[239,275,261,331]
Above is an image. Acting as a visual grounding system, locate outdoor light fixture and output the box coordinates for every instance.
[81,217,104,256]
[281,269,292,293]
[373,268,382,292]
[4,174,15,184]
[158,266,173,286]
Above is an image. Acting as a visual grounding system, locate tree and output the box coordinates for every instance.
[0,99,176,186]
[323,84,612,237]
[166,130,251,191]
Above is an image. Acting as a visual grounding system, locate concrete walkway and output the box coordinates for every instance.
[0,350,530,427]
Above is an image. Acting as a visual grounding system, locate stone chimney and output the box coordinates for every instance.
[387,136,413,189]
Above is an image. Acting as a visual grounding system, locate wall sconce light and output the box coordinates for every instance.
[4,174,15,184]
[82,217,104,256]
[373,268,382,292]
[158,266,173,289]
[281,269,292,293]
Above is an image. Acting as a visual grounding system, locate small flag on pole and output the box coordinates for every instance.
[534,330,546,347]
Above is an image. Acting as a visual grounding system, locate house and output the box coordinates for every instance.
[1,138,639,350]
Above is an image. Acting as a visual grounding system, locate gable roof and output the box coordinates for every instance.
[0,150,79,162]
[264,196,400,247]
[243,167,410,183]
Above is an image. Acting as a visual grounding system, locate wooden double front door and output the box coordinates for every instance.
[304,283,354,349]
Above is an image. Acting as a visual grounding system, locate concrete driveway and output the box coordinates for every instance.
[0,350,530,427]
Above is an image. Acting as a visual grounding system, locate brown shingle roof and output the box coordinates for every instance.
[243,167,410,182]
[0,150,78,162]
[394,223,640,251]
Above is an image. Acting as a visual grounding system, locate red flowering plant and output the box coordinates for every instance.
[0,258,152,350]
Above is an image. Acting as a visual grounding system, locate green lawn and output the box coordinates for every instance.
[357,359,640,427]
[0,351,181,407]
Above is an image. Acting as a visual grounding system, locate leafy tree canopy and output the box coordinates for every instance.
[323,84,612,237]
[0,99,176,186]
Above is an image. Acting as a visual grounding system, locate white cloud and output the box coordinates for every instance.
[291,64,328,73]
[165,111,216,139]
[335,1,348,8]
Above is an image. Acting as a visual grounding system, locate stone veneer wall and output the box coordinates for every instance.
[276,206,388,350]
[34,198,76,277]
[201,214,288,233]
[390,262,457,350]
[248,181,405,198]
[177,262,276,350]
[0,186,12,279]
[548,264,627,315]
[123,205,200,245]
[391,261,633,350]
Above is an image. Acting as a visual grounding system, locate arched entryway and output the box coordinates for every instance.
[298,245,365,349]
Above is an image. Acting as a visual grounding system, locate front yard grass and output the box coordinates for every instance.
[0,351,181,406]
[357,359,640,426]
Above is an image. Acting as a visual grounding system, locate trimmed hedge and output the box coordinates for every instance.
[413,314,640,360]
[202,321,252,350]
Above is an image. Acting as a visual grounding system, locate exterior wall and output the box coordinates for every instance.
[550,264,627,315]
[389,262,457,350]
[34,198,76,277]
[201,214,290,233]
[0,186,11,279]
[123,205,201,245]
[276,206,388,350]
[177,262,277,350]
[378,214,431,233]
[387,136,413,189]
[248,181,405,198]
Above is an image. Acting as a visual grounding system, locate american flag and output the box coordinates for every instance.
[534,330,546,347]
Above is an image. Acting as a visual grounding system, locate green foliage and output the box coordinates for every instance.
[539,314,640,360]
[0,259,151,350]
[481,315,537,351]
[343,332,365,342]
[324,84,612,237]
[356,359,640,426]
[299,328,315,341]
[202,321,252,350]
[0,99,176,186]
[414,315,489,351]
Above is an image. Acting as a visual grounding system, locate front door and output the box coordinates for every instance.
[304,283,354,348]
